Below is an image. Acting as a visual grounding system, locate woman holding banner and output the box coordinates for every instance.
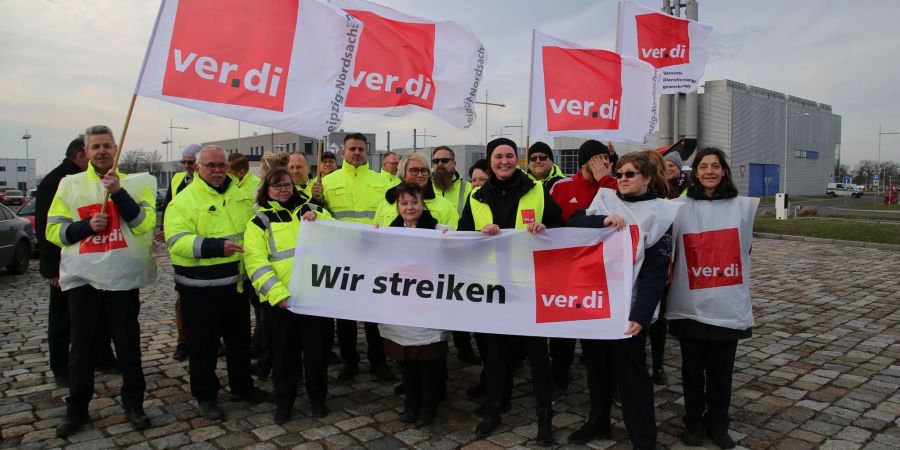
[243,168,332,424]
[458,138,565,445]
[378,182,451,427]
[666,148,757,449]
[566,152,678,450]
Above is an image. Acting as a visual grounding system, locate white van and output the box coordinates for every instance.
[825,183,863,198]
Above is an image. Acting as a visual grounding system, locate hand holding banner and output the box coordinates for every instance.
[528,30,658,142]
[136,0,362,137]
[616,1,713,94]
[288,221,635,340]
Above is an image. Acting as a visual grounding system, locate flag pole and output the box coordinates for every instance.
[316,139,323,181]
[101,93,138,213]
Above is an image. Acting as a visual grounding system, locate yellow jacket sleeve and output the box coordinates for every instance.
[125,182,157,236]
[164,200,203,259]
[46,192,73,249]
[243,218,290,306]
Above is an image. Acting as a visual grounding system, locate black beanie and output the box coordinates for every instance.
[486,137,518,159]
[578,140,609,167]
[527,141,553,161]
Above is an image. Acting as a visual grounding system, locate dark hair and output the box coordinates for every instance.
[343,133,367,144]
[228,152,249,173]
[256,168,294,207]
[66,135,85,159]
[393,182,424,203]
[688,147,738,199]
[615,152,667,197]
[468,158,489,178]
[432,145,455,158]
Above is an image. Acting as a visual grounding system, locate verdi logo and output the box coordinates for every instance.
[635,12,690,69]
[77,202,128,254]
[345,10,436,110]
[542,47,622,132]
[533,243,611,323]
[683,228,743,289]
[163,0,298,111]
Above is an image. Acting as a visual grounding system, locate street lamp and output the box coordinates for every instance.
[475,90,505,147]
[167,118,189,186]
[783,107,809,195]
[877,124,899,202]
[21,131,31,190]
[504,117,524,148]
[413,128,437,151]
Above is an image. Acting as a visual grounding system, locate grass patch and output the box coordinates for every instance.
[837,203,900,211]
[754,217,900,245]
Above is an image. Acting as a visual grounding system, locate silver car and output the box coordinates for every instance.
[0,203,33,274]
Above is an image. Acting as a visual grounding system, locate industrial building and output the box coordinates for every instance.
[0,158,36,192]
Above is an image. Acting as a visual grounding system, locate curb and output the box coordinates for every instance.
[753,232,900,251]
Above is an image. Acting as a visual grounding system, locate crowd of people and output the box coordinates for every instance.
[37,126,756,450]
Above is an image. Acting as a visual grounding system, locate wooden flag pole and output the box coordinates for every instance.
[316,139,323,182]
[101,94,138,214]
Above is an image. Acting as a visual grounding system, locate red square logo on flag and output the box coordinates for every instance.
[162,0,298,111]
[346,10,436,110]
[521,209,536,225]
[542,47,622,132]
[77,202,128,254]
[533,243,612,323]
[635,12,690,69]
[682,228,742,289]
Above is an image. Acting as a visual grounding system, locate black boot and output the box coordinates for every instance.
[56,412,89,438]
[536,408,554,446]
[475,414,501,439]
[568,416,610,445]
[125,407,150,431]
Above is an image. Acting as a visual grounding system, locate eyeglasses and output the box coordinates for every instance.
[200,162,228,170]
[181,159,195,165]
[432,158,453,165]
[270,183,293,191]
[407,167,430,176]
[529,155,549,162]
[614,171,638,179]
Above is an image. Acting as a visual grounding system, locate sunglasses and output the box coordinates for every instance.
[529,155,549,162]
[432,158,453,165]
[614,170,639,179]
[407,167,429,175]
[181,159,195,165]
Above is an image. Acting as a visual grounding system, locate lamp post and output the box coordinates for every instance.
[504,117,524,148]
[783,106,809,195]
[414,129,437,152]
[475,90,505,147]
[22,131,31,190]
[168,118,189,186]
[877,124,899,202]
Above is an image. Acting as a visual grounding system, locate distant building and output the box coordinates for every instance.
[0,158,36,191]
[554,79,842,196]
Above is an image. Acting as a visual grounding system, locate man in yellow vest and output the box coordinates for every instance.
[288,151,314,198]
[228,152,261,195]
[156,143,201,361]
[165,146,270,420]
[312,133,395,383]
[526,141,566,194]
[379,151,401,186]
[48,125,157,437]
[431,146,472,217]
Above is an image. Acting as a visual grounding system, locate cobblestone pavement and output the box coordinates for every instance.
[1,238,899,449]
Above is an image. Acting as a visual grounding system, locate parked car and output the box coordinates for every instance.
[0,203,33,274]
[0,189,26,206]
[15,198,39,256]
[825,183,863,198]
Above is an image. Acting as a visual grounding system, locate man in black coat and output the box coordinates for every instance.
[36,135,115,387]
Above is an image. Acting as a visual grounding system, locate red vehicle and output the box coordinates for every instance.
[1,189,26,206]
[15,197,38,256]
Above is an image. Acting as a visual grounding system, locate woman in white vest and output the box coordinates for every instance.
[567,151,680,449]
[667,147,758,449]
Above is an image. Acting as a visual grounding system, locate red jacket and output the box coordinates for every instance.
[549,172,618,221]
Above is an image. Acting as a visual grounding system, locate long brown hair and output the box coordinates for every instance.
[616,152,668,198]
[256,168,294,207]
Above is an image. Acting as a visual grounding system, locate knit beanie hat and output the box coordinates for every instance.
[528,141,553,160]
[486,137,518,159]
[664,151,684,169]
[577,140,609,167]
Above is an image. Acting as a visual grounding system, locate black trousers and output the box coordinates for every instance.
[549,337,576,389]
[336,319,385,367]
[181,288,252,402]
[271,307,330,409]
[49,285,117,377]
[581,332,656,449]
[649,318,668,370]
[397,358,443,417]
[483,334,552,415]
[679,338,738,433]
[66,286,145,416]
[452,331,476,354]
[250,290,274,373]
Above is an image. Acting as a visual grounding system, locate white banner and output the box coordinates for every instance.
[136,0,362,137]
[616,1,713,94]
[288,221,635,340]
[332,0,484,129]
[528,30,657,142]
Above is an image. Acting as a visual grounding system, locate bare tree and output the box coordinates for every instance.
[118,150,162,174]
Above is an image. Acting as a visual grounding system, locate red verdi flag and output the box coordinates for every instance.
[616,1,713,94]
[332,0,485,129]
[136,0,363,137]
[528,30,657,142]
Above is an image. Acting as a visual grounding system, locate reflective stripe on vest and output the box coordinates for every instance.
[332,210,376,220]
[456,180,467,216]
[471,184,545,230]
[255,211,297,263]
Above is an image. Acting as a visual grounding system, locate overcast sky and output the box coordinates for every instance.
[1,0,899,175]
